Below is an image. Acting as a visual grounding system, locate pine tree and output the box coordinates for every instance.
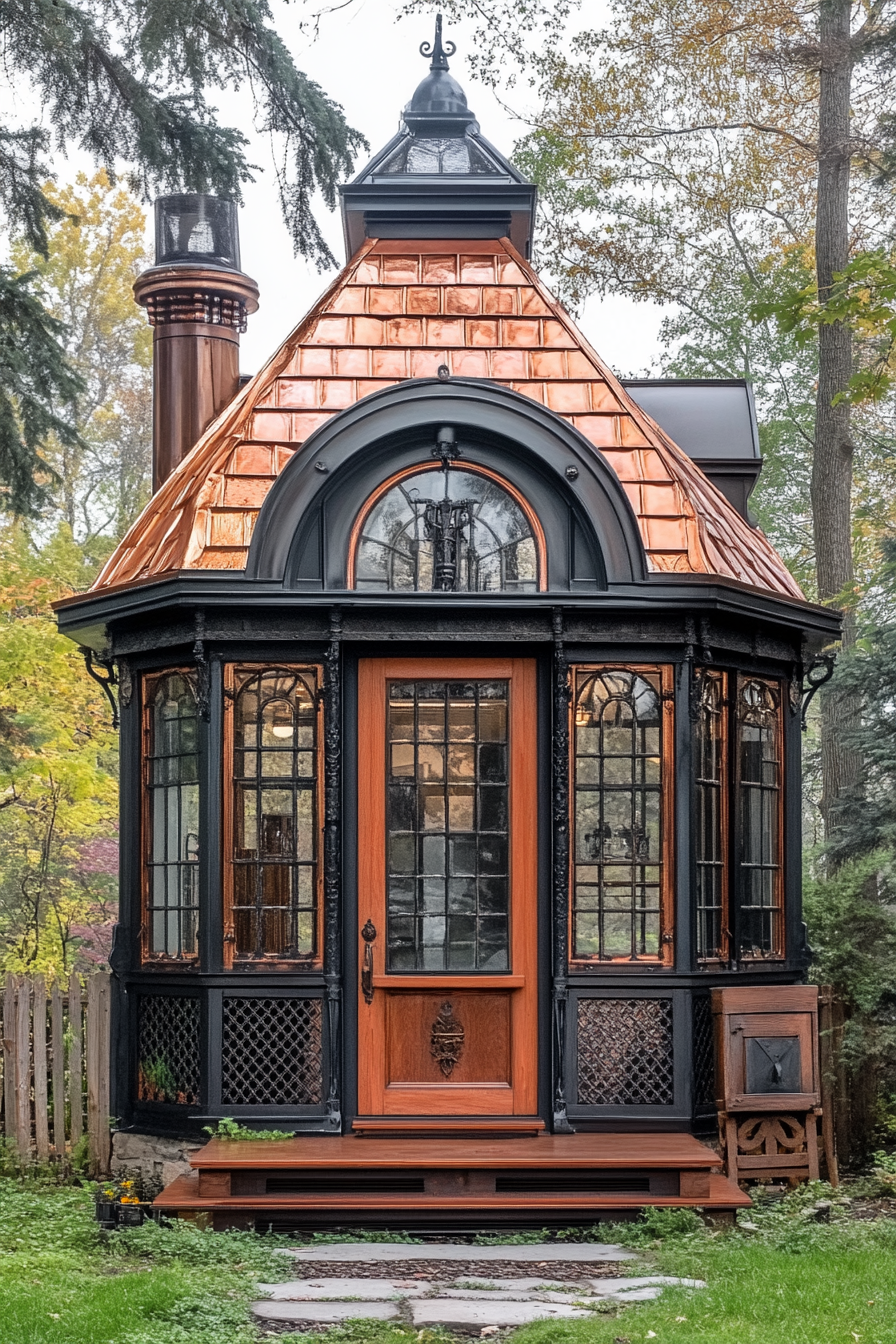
[0,0,366,514]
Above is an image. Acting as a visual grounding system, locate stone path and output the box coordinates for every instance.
[252,1242,705,1334]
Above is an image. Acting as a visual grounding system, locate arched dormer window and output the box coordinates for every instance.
[349,460,545,593]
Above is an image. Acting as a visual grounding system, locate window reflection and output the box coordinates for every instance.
[231,668,319,961]
[572,668,667,961]
[145,673,199,959]
[386,680,510,972]
[354,467,539,593]
[695,670,728,960]
[737,677,783,958]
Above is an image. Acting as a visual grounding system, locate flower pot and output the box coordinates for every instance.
[116,1203,145,1227]
[94,1200,116,1224]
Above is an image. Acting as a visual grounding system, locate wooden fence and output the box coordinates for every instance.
[0,970,111,1176]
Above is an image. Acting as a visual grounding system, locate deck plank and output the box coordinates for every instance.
[192,1133,722,1170]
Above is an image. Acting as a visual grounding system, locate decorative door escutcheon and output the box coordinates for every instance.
[430,1000,465,1077]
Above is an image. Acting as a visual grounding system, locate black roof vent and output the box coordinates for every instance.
[623,379,763,524]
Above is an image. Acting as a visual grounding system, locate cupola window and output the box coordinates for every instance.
[225,667,322,965]
[351,459,542,593]
[571,666,673,963]
[143,672,199,961]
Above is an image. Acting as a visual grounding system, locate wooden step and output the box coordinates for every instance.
[191,1133,723,1171]
[155,1170,750,1233]
[152,1133,748,1231]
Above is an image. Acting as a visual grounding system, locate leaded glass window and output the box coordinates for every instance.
[386,680,510,971]
[695,669,729,961]
[572,667,670,961]
[354,466,539,593]
[144,672,199,960]
[736,676,783,958]
[230,667,320,963]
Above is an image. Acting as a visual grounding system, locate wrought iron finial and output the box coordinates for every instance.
[420,12,456,70]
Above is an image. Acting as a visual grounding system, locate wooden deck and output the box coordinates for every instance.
[154,1133,750,1232]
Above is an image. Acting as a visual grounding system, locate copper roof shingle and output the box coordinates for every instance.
[93,238,802,600]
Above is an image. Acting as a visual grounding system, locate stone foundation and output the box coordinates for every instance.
[112,1131,203,1194]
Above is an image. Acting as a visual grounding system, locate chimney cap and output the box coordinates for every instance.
[154,194,241,271]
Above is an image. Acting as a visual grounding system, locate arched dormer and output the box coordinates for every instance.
[246,379,646,591]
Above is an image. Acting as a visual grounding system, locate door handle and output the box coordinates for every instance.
[361,919,376,1004]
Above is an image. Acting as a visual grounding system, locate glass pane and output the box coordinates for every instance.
[386,680,511,971]
[231,667,319,961]
[736,677,782,958]
[572,668,665,960]
[354,468,539,593]
[146,673,199,958]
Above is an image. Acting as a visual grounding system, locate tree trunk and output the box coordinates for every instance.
[813,0,862,837]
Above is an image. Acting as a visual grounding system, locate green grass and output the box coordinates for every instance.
[2,1176,896,1344]
[0,1176,293,1344]
[511,1194,896,1344]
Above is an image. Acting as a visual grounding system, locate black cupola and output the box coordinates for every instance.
[339,12,536,258]
[403,15,476,135]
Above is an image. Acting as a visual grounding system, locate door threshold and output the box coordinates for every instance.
[352,1117,546,1138]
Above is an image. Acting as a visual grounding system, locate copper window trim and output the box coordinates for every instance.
[567,662,675,969]
[346,460,548,592]
[222,663,325,971]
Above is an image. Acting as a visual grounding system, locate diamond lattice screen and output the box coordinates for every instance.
[221,996,323,1106]
[576,997,674,1106]
[692,995,716,1112]
[137,995,201,1105]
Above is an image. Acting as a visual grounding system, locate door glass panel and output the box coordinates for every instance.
[386,680,510,972]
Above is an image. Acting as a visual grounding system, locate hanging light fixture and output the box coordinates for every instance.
[270,702,295,740]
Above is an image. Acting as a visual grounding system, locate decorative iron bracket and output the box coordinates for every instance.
[82,649,119,729]
[800,654,835,731]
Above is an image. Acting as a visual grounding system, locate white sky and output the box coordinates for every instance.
[215,0,668,378]
[0,0,668,378]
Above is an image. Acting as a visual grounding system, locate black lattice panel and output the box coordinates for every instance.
[137,995,201,1105]
[221,997,323,1106]
[576,997,674,1106]
[692,995,716,1112]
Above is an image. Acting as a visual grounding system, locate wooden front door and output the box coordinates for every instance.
[357,658,538,1118]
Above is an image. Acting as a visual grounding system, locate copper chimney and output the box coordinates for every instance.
[134,195,259,491]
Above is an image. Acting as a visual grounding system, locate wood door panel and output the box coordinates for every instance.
[357,658,538,1119]
[385,991,512,1085]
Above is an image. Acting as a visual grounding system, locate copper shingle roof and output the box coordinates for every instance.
[93,238,802,599]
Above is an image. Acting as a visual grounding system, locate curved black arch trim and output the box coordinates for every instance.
[246,379,647,586]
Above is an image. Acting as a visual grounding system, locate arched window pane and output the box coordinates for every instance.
[145,672,199,959]
[231,667,320,962]
[572,667,667,961]
[694,669,728,960]
[354,468,539,593]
